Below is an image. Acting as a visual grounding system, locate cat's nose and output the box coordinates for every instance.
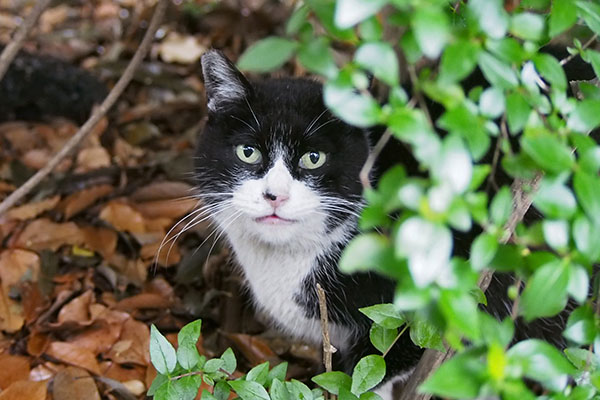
[264,191,289,208]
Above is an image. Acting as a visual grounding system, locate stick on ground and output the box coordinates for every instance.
[0,0,168,217]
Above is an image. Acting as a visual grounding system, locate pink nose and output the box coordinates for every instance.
[264,192,289,208]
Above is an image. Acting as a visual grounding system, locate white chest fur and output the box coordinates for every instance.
[226,231,352,349]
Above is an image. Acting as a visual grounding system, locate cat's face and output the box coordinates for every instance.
[194,50,369,248]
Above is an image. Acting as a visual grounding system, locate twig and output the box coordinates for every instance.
[383,324,409,358]
[317,283,335,400]
[0,0,168,217]
[398,174,542,400]
[560,34,598,66]
[510,278,523,321]
[360,129,392,189]
[0,0,52,81]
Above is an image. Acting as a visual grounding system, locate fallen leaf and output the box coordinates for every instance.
[140,241,180,267]
[0,249,40,288]
[0,380,46,400]
[115,293,173,312]
[0,286,24,332]
[1,122,41,152]
[131,181,193,202]
[80,226,117,258]
[52,367,100,400]
[29,364,56,382]
[0,354,30,389]
[106,318,149,366]
[58,184,113,219]
[21,281,47,324]
[0,182,15,193]
[75,147,111,173]
[99,202,146,234]
[10,219,81,251]
[39,4,70,33]
[135,198,197,219]
[6,196,60,221]
[46,342,101,375]
[57,290,94,325]
[159,32,205,64]
[105,254,147,284]
[27,331,51,357]
[100,361,146,383]
[224,333,280,366]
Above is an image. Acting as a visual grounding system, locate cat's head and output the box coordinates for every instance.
[194,50,369,248]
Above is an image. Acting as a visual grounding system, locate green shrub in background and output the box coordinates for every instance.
[149,0,600,398]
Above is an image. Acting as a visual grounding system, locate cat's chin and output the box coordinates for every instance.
[255,215,296,225]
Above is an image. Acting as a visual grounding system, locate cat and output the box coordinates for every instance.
[194,49,424,397]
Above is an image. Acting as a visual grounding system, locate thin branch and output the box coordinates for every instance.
[383,324,409,358]
[560,34,598,66]
[360,129,392,190]
[0,0,168,217]
[317,283,335,400]
[398,174,542,400]
[0,0,52,81]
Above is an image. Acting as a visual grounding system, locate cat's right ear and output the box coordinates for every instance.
[201,50,252,112]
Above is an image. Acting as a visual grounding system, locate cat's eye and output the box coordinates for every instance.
[299,151,326,169]
[235,145,262,164]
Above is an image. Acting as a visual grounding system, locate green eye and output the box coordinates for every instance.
[300,151,326,169]
[235,145,262,164]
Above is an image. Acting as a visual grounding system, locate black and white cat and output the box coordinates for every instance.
[194,50,422,397]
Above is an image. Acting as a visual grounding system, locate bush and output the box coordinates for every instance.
[150,0,600,399]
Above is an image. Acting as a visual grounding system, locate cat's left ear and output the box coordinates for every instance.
[201,50,252,112]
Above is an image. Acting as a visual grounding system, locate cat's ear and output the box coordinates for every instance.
[201,50,252,112]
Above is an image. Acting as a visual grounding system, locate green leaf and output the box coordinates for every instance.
[533,178,577,219]
[267,363,288,388]
[568,99,600,132]
[565,347,600,370]
[479,87,505,118]
[564,305,597,345]
[470,233,499,271]
[172,376,202,400]
[270,379,290,400]
[550,0,577,37]
[520,260,570,321]
[334,0,387,29]
[421,349,485,398]
[201,389,218,400]
[409,318,445,351]
[351,355,386,395]
[355,42,398,86]
[229,380,270,400]
[214,381,231,400]
[312,371,352,395]
[286,4,310,35]
[577,1,600,35]
[507,339,576,383]
[567,264,589,304]
[574,170,600,225]
[533,53,567,91]
[369,325,398,353]
[478,52,519,89]
[573,216,600,262]
[411,7,449,59]
[506,91,531,134]
[298,38,338,79]
[521,134,574,174]
[433,135,473,195]
[542,220,569,251]
[286,380,313,400]
[579,145,600,173]
[359,17,383,41]
[150,325,177,375]
[395,217,452,287]
[324,82,381,127]
[510,13,545,41]
[203,358,224,374]
[339,388,359,400]
[439,40,480,83]
[306,0,356,40]
[177,320,202,370]
[237,37,298,72]
[220,348,237,374]
[490,186,513,227]
[468,0,509,39]
[340,233,389,273]
[148,373,168,396]
[439,290,481,340]
[359,304,405,329]
[247,362,270,385]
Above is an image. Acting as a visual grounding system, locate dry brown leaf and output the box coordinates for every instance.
[115,293,173,312]
[46,342,101,375]
[10,219,81,251]
[100,361,146,383]
[1,122,41,152]
[140,241,180,267]
[159,32,205,64]
[135,198,197,220]
[58,184,113,219]
[39,4,70,32]
[27,331,51,357]
[80,226,117,259]
[29,364,56,382]
[0,380,46,400]
[0,354,30,389]
[106,318,149,366]
[57,290,94,325]
[0,286,24,332]
[21,282,47,324]
[6,196,60,221]
[224,333,280,366]
[75,147,111,173]
[21,149,72,172]
[0,181,15,193]
[0,249,40,288]
[131,181,193,202]
[52,367,100,400]
[99,202,146,234]
[105,254,147,284]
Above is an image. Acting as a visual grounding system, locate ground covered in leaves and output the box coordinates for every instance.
[0,1,321,398]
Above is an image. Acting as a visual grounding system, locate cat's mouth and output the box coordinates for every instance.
[255,214,297,225]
